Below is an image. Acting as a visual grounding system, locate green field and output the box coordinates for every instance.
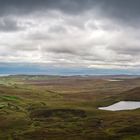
[0,75,139,140]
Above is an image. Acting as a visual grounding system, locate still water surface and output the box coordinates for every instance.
[99,101,140,111]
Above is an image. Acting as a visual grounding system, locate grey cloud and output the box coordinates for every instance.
[11,44,39,51]
[0,18,24,32]
[48,25,67,34]
[110,45,140,55]
[46,47,76,55]
[0,0,140,69]
[27,32,52,41]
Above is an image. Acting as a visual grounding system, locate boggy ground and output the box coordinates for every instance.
[0,75,139,140]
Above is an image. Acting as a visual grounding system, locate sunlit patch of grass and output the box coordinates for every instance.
[0,95,20,101]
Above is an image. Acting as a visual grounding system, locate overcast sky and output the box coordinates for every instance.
[0,0,140,74]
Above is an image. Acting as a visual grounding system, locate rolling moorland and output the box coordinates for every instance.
[0,75,139,140]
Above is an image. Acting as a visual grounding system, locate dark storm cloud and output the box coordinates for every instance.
[0,0,140,21]
[0,0,96,16]
[101,0,140,19]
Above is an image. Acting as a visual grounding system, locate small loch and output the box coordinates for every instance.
[99,101,140,111]
[107,79,123,82]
